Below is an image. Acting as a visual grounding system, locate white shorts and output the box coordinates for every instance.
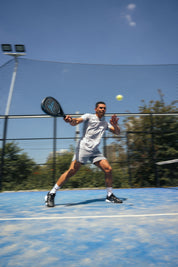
[72,148,106,165]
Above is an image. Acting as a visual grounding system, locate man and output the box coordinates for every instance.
[45,101,123,207]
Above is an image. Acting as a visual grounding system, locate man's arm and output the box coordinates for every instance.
[64,115,83,126]
[109,114,120,135]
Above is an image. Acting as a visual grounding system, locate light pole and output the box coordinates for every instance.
[0,44,26,191]
[2,44,26,115]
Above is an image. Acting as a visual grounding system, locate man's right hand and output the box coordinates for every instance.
[64,115,73,123]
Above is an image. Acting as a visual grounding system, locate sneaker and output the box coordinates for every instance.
[45,192,56,207]
[106,193,123,203]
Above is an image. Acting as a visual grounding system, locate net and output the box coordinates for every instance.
[0,59,177,116]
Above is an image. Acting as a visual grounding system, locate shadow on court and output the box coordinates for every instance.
[58,197,127,206]
[0,188,178,267]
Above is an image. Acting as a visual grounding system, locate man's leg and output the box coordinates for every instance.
[45,160,81,207]
[94,159,123,203]
[94,159,112,187]
[56,160,81,188]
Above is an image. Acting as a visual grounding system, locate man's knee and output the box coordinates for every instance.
[104,165,112,174]
[95,160,112,174]
[68,161,81,177]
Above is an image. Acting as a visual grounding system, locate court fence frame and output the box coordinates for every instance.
[0,112,178,191]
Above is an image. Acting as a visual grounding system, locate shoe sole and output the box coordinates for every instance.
[105,199,123,203]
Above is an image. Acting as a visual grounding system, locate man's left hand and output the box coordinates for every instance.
[110,114,119,126]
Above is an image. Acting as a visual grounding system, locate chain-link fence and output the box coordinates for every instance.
[1,59,177,190]
[0,113,177,191]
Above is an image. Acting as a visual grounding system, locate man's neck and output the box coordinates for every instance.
[96,113,104,119]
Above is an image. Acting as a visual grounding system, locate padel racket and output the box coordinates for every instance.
[41,96,66,118]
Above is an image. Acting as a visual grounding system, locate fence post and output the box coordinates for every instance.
[52,117,57,185]
[126,132,132,187]
[0,116,9,191]
[150,114,159,187]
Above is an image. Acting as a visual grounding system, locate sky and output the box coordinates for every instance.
[0,0,178,163]
[0,0,178,65]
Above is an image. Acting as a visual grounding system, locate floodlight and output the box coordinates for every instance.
[15,44,25,53]
[1,44,12,52]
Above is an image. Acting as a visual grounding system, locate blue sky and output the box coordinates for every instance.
[0,0,178,65]
[0,0,178,163]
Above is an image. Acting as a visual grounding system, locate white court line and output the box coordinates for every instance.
[0,213,178,221]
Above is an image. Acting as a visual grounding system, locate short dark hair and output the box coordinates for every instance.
[95,101,106,108]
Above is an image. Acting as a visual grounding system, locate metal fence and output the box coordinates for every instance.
[0,113,178,190]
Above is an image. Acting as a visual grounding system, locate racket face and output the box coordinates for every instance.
[41,97,61,117]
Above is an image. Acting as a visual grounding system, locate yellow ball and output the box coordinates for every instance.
[116,94,123,101]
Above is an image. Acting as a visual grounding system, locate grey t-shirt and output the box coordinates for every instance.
[78,113,112,152]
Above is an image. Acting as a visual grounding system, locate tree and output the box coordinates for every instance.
[0,142,36,191]
[125,91,178,187]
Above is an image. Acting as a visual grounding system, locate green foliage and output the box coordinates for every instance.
[0,142,36,190]
[125,91,178,187]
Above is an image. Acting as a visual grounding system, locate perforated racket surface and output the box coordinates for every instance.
[41,97,66,118]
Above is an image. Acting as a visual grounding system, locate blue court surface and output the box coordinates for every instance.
[0,188,178,267]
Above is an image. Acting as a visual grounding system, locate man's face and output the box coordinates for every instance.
[95,104,106,118]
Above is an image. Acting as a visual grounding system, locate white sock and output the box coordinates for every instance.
[107,187,113,197]
[50,184,60,194]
